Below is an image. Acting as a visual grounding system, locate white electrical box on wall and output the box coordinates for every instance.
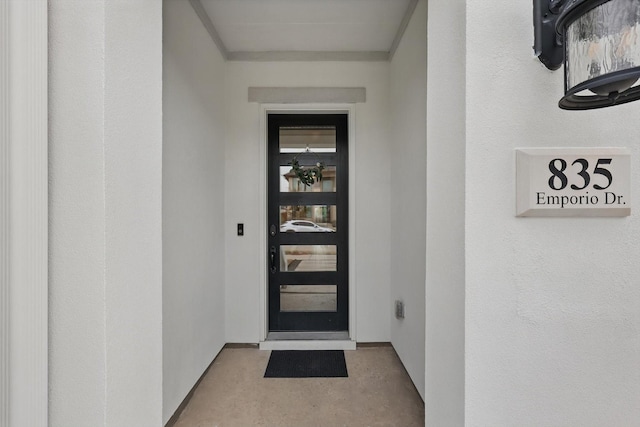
[516,148,631,217]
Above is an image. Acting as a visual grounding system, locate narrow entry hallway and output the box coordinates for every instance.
[170,346,424,426]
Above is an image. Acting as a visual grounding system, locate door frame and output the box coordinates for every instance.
[259,104,357,342]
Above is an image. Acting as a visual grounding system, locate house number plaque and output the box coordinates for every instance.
[516,148,630,217]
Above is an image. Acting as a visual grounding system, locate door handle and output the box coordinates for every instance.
[270,246,277,274]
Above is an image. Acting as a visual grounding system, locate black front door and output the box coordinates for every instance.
[268,114,348,332]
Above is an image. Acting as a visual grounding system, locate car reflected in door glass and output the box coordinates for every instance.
[279,205,336,232]
[280,220,335,233]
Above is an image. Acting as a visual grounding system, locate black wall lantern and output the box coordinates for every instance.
[534,0,640,109]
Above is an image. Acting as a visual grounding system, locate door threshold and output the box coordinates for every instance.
[266,331,350,341]
[260,339,356,351]
[261,331,355,351]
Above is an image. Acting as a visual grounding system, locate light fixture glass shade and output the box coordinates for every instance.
[534,0,640,109]
[566,0,640,95]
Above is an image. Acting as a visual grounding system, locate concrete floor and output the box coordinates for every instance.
[172,346,424,427]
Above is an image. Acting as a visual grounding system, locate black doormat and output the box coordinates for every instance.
[264,350,348,378]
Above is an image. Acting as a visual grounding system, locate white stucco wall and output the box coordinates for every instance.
[162,0,226,424]
[49,2,107,422]
[465,2,640,426]
[49,1,163,425]
[425,0,466,425]
[389,0,427,400]
[3,2,48,425]
[224,62,391,343]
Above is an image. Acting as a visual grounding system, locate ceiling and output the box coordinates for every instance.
[191,0,417,61]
